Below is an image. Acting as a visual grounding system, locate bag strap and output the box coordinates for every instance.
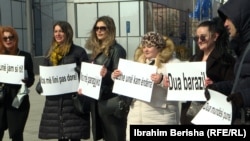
[231,42,250,93]
[230,42,250,124]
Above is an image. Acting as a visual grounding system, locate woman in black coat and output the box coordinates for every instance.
[0,26,35,141]
[181,18,236,124]
[82,16,131,141]
[36,21,90,141]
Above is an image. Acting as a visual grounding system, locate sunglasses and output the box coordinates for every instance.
[193,35,206,42]
[94,26,107,32]
[3,36,14,42]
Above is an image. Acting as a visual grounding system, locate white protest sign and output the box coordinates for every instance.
[39,63,79,96]
[78,62,102,100]
[166,62,206,101]
[0,54,25,84]
[112,58,157,102]
[191,89,232,125]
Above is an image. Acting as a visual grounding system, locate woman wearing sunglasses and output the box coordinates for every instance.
[0,26,35,141]
[180,17,236,125]
[82,16,130,141]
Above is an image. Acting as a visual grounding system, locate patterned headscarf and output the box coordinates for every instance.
[141,31,166,49]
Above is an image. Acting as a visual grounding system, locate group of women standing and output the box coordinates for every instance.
[0,10,238,141]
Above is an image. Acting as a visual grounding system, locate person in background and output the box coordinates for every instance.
[36,21,90,141]
[206,0,250,124]
[81,16,130,141]
[112,31,181,140]
[0,26,35,141]
[180,18,235,124]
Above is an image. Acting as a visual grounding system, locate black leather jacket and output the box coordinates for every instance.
[93,42,126,100]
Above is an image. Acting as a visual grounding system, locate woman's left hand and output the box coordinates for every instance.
[151,73,163,84]
[205,77,213,87]
[100,66,108,77]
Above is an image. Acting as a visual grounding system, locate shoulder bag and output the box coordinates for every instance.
[72,94,91,115]
[98,47,133,118]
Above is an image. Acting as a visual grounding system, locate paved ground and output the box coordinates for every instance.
[3,75,94,141]
[3,76,249,140]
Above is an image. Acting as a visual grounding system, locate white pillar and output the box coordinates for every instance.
[26,0,33,55]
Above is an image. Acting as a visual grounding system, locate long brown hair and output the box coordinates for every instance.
[85,16,116,60]
[46,21,73,65]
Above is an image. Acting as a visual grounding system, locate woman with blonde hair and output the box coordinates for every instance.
[112,31,181,140]
[79,16,130,141]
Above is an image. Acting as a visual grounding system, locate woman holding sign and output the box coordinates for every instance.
[80,16,131,141]
[36,21,90,141]
[112,31,181,140]
[180,18,236,125]
[0,26,35,141]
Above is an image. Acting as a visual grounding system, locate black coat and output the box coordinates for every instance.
[38,44,90,140]
[0,50,35,137]
[181,46,235,124]
[90,42,128,141]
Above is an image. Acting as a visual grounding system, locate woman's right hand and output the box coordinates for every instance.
[111,69,122,80]
[77,88,83,95]
[163,76,170,87]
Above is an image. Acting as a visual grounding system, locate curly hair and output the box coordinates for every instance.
[85,16,116,60]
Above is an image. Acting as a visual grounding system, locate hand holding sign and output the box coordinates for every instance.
[191,89,232,125]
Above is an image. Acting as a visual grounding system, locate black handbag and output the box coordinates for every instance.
[0,84,5,105]
[35,81,43,94]
[98,95,132,118]
[72,94,91,115]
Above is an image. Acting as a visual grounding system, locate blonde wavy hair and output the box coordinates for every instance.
[85,16,116,60]
[134,35,175,68]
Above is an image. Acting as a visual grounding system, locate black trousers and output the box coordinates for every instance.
[91,100,128,141]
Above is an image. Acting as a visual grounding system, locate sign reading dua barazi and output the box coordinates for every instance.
[167,62,232,124]
[0,55,25,84]
[166,62,207,101]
